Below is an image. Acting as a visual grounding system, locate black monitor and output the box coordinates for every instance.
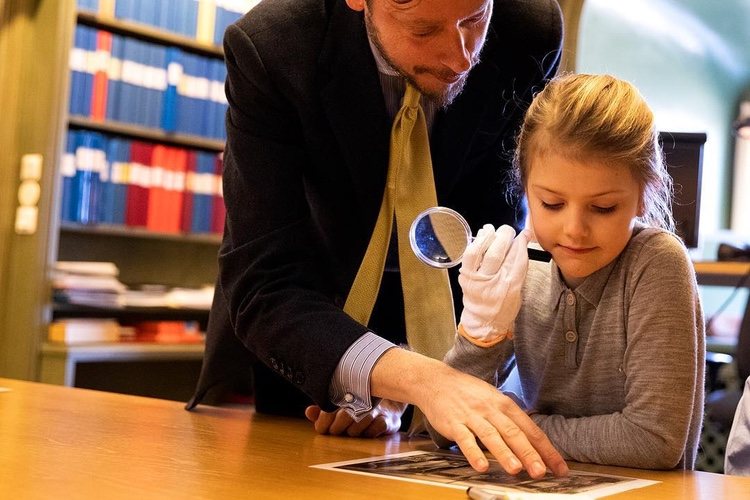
[659,131,706,248]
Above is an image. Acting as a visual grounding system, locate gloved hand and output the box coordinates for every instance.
[458,224,530,346]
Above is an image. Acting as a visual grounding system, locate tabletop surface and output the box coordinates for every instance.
[1,377,748,499]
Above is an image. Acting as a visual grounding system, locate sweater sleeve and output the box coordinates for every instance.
[531,233,705,469]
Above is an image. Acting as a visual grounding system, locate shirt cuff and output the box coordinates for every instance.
[329,332,397,421]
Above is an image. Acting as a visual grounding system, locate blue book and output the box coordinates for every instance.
[175,52,194,136]
[204,59,220,139]
[60,130,79,223]
[105,34,124,121]
[109,138,131,225]
[117,36,136,125]
[68,25,85,116]
[150,43,167,129]
[161,46,182,132]
[157,0,171,33]
[114,0,133,21]
[185,0,200,38]
[99,136,116,224]
[76,0,99,12]
[73,131,104,224]
[191,151,215,233]
[80,25,96,118]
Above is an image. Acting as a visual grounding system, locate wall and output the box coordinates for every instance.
[577,0,750,249]
[576,0,750,325]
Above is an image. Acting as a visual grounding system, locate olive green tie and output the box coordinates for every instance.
[344,83,456,362]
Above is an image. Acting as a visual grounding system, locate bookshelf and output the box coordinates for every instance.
[0,0,244,400]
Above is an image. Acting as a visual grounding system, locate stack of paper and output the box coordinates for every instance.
[52,261,126,308]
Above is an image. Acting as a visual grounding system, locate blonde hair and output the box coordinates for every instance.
[510,73,675,232]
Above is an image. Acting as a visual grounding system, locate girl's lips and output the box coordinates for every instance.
[557,245,595,255]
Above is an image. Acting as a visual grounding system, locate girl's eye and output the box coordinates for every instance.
[541,201,563,211]
[593,205,616,214]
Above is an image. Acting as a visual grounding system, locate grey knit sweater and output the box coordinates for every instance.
[439,227,705,469]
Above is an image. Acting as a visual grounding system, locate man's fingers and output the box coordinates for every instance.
[362,417,389,438]
[481,412,546,478]
[345,411,377,436]
[304,405,321,423]
[488,407,569,478]
[313,410,338,434]
[451,425,491,472]
[328,409,359,435]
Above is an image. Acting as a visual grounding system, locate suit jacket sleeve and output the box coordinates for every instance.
[218,17,368,412]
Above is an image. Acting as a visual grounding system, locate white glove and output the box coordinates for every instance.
[458,224,530,346]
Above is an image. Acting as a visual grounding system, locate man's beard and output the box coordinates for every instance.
[365,9,482,109]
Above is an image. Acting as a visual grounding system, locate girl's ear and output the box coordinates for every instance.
[637,197,646,217]
[345,0,366,11]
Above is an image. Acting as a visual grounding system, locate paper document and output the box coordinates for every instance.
[312,451,657,498]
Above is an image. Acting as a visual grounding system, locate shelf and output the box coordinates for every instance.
[39,342,205,399]
[68,115,225,152]
[41,341,204,361]
[52,302,210,323]
[77,11,224,59]
[60,221,222,245]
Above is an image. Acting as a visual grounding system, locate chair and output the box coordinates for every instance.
[701,293,750,471]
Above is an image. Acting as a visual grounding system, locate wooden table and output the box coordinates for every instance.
[0,378,748,499]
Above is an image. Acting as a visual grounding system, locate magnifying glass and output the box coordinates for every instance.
[408,206,552,269]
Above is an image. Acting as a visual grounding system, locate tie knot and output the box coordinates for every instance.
[403,83,422,110]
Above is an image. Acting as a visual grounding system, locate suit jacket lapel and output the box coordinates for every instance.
[317,2,391,221]
[431,61,502,200]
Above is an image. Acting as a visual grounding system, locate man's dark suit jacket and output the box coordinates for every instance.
[187,0,563,416]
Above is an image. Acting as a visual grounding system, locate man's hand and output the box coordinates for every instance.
[371,348,569,478]
[304,399,406,438]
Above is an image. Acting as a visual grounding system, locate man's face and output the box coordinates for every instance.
[347,0,493,107]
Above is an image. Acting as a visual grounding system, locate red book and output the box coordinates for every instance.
[211,153,225,235]
[146,144,169,232]
[90,30,112,121]
[167,148,187,234]
[125,141,153,227]
[180,151,196,233]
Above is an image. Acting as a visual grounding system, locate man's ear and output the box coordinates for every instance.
[345,0,366,12]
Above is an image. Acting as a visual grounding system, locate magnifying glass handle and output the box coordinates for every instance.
[467,236,552,263]
[528,247,552,262]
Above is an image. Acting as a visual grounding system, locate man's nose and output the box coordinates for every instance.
[441,29,472,75]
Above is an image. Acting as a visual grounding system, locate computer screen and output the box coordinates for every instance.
[659,131,706,248]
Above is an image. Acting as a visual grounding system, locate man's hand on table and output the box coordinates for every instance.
[371,348,569,479]
[305,399,405,438]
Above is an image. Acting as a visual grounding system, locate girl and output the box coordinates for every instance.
[433,73,705,470]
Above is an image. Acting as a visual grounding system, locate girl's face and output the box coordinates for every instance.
[526,152,642,288]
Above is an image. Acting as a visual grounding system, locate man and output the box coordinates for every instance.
[188,0,567,477]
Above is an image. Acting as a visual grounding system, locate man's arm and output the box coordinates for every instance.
[219,14,370,411]
[371,348,569,478]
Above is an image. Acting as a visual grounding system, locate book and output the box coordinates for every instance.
[53,261,119,276]
[48,319,120,344]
